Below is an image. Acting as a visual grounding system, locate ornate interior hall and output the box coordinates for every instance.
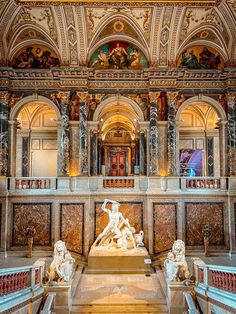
[0,0,236,313]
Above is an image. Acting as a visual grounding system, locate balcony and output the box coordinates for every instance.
[0,176,234,195]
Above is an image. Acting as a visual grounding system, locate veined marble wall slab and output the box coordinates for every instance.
[153,203,177,254]
[185,202,224,246]
[94,202,143,240]
[12,203,51,246]
[0,203,1,248]
[60,203,84,254]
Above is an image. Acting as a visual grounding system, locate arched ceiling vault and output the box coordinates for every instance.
[0,0,236,66]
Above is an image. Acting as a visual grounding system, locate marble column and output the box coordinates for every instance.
[8,119,18,177]
[216,120,228,177]
[149,92,160,175]
[21,131,30,177]
[167,92,178,176]
[158,121,168,176]
[0,92,9,176]
[78,92,88,176]
[69,121,80,176]
[88,121,99,176]
[226,93,236,176]
[57,92,70,177]
[139,122,149,175]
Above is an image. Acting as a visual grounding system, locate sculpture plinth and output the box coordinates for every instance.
[88,246,151,274]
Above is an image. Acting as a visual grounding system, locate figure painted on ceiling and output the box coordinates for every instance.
[12,46,59,69]
[89,41,148,69]
[199,47,221,69]
[181,49,202,69]
[69,91,80,121]
[109,42,128,69]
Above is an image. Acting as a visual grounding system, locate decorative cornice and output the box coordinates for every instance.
[16,0,222,7]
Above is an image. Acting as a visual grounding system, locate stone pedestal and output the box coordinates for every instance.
[166,280,193,314]
[27,237,33,258]
[88,246,151,274]
[44,283,72,314]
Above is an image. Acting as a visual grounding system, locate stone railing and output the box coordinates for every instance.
[195,264,236,312]
[0,265,42,297]
[8,177,57,191]
[40,292,56,314]
[1,176,234,195]
[180,177,227,191]
[103,178,134,188]
[0,265,44,313]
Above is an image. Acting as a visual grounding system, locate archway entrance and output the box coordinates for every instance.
[16,102,58,177]
[93,96,143,176]
[179,102,220,177]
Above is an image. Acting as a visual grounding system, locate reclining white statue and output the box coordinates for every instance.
[164,240,190,282]
[47,240,75,283]
[93,199,144,251]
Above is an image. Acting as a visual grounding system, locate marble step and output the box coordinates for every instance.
[71,303,168,313]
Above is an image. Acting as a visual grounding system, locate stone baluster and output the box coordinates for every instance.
[226,93,236,176]
[78,92,89,176]
[57,92,70,176]
[149,92,160,175]
[0,92,10,176]
[167,92,179,176]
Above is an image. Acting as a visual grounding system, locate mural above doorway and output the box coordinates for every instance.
[89,41,148,70]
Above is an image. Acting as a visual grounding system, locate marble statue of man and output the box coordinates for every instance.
[93,199,136,247]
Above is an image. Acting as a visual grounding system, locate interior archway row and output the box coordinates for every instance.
[0,91,231,179]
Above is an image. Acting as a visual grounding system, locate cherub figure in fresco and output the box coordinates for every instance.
[109,42,128,69]
[129,47,141,66]
[92,49,109,68]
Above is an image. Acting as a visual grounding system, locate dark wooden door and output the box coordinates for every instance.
[109,151,126,176]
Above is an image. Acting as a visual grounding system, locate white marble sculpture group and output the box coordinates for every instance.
[93,199,144,251]
[164,239,190,282]
[47,240,75,283]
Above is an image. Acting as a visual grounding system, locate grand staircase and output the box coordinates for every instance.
[71,270,168,314]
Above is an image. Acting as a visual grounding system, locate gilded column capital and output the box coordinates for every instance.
[77,92,89,102]
[149,92,160,103]
[226,92,236,104]
[57,91,70,102]
[0,91,10,104]
[167,92,178,103]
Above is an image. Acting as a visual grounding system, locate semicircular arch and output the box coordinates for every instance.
[10,95,61,121]
[176,95,227,122]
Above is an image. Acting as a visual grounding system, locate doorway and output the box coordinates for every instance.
[108,151,127,176]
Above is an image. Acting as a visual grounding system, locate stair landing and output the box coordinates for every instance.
[72,272,168,313]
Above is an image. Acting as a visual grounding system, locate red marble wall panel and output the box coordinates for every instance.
[60,204,84,254]
[94,202,143,239]
[153,203,177,254]
[12,203,51,246]
[185,202,224,246]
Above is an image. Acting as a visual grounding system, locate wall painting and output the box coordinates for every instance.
[89,41,148,70]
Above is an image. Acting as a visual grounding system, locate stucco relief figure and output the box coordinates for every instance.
[47,240,75,283]
[164,240,190,282]
[93,199,144,251]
